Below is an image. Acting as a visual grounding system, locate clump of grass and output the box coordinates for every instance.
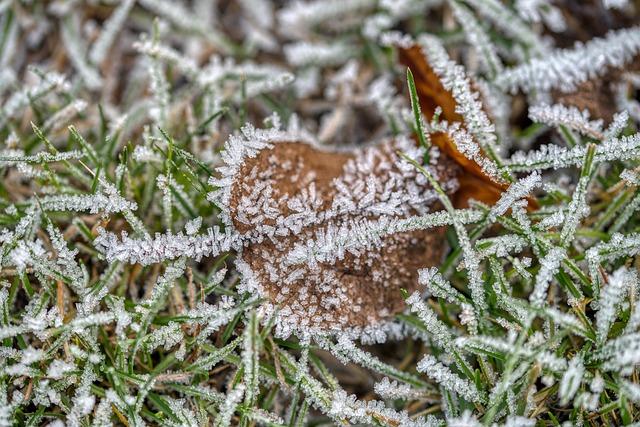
[1,1,640,426]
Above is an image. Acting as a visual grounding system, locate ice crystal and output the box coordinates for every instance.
[489,172,541,221]
[417,354,483,403]
[497,26,640,94]
[530,246,566,307]
[559,355,584,405]
[94,226,237,265]
[3,1,640,426]
[516,0,566,32]
[207,126,464,338]
[529,103,604,139]
[449,0,503,76]
[284,42,357,67]
[374,377,427,400]
[597,267,637,343]
[416,34,501,173]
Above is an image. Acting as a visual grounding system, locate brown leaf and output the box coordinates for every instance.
[228,137,459,335]
[398,45,534,209]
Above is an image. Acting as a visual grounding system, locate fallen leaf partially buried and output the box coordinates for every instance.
[219,41,520,338]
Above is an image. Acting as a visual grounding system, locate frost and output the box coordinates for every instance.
[145,322,184,352]
[94,226,237,265]
[214,384,245,427]
[497,26,640,94]
[328,389,429,427]
[417,34,502,171]
[417,354,483,403]
[184,217,202,235]
[603,0,629,9]
[3,1,640,426]
[449,0,503,76]
[60,16,102,90]
[447,411,481,427]
[489,172,541,221]
[39,182,137,214]
[284,42,357,67]
[529,103,604,139]
[89,0,135,65]
[0,150,83,164]
[406,292,455,349]
[1,71,69,124]
[277,0,376,37]
[596,267,637,343]
[285,209,482,267]
[530,246,566,307]
[516,0,566,32]
[47,360,76,379]
[559,355,584,405]
[374,377,426,400]
[464,0,545,55]
[508,133,640,171]
[419,267,465,304]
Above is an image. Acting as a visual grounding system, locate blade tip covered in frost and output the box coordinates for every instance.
[496,26,640,94]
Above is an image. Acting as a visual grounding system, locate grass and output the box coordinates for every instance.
[2,1,640,426]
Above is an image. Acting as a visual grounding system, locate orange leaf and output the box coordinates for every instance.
[399,44,538,210]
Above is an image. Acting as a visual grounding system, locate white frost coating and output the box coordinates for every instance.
[94,226,238,265]
[46,360,75,379]
[600,332,640,373]
[89,0,135,64]
[417,354,483,403]
[596,267,637,343]
[465,0,545,54]
[530,246,566,307]
[277,0,376,37]
[6,3,640,424]
[137,0,209,33]
[476,234,528,259]
[207,123,316,229]
[559,355,584,405]
[328,389,431,427]
[197,57,294,100]
[488,172,541,221]
[1,71,68,122]
[284,209,483,267]
[184,217,202,235]
[497,26,640,94]
[529,103,604,139]
[133,37,200,78]
[449,0,503,76]
[508,133,640,172]
[374,377,426,400]
[621,380,640,403]
[0,150,83,164]
[418,267,465,304]
[416,34,503,182]
[39,182,137,214]
[60,18,103,90]
[284,41,357,67]
[447,411,481,427]
[603,0,629,9]
[516,0,566,32]
[214,384,245,427]
[406,292,455,349]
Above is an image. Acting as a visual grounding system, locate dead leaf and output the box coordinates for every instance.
[398,44,539,210]
[228,138,459,334]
